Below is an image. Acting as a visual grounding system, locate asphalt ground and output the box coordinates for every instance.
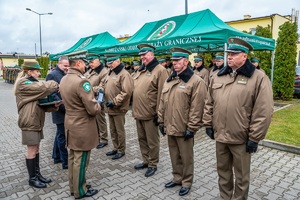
[0,80,299,200]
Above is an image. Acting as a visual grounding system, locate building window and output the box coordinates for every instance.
[250,28,256,35]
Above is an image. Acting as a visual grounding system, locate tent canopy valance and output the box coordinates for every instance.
[88,9,275,56]
[50,31,120,61]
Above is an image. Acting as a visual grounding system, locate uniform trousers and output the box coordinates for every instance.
[136,119,159,168]
[108,114,126,153]
[68,150,91,199]
[216,141,251,200]
[96,108,108,144]
[168,135,194,188]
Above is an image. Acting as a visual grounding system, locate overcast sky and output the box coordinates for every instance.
[0,0,299,55]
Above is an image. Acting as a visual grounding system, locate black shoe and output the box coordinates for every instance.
[75,188,98,199]
[179,187,190,196]
[62,165,68,169]
[145,167,157,177]
[71,184,91,196]
[106,150,117,156]
[96,143,108,149]
[165,181,182,188]
[112,153,125,160]
[134,163,148,170]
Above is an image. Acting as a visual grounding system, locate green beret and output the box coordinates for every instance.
[226,37,253,53]
[251,58,259,63]
[170,47,192,60]
[137,43,156,55]
[22,60,43,70]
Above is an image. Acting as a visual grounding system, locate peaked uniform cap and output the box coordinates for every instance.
[137,43,156,55]
[251,57,260,63]
[158,59,166,63]
[22,60,43,70]
[105,54,120,65]
[86,53,100,61]
[170,47,192,60]
[226,37,253,53]
[194,56,202,62]
[66,51,87,62]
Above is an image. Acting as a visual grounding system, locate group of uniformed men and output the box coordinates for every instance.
[44,37,273,199]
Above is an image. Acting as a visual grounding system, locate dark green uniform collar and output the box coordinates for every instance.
[217,59,255,78]
[139,57,159,72]
[27,76,38,82]
[112,63,124,75]
[93,63,104,74]
[195,63,205,72]
[178,66,194,83]
[213,64,224,72]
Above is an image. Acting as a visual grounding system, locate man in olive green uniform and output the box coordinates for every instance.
[60,52,101,199]
[193,56,209,86]
[159,58,171,75]
[203,38,273,200]
[84,54,109,149]
[158,47,207,196]
[104,56,133,160]
[132,44,169,177]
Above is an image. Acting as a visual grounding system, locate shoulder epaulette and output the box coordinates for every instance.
[78,74,86,79]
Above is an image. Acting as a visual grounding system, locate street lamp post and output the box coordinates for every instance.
[26,8,53,57]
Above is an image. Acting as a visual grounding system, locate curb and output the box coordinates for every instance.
[261,139,300,155]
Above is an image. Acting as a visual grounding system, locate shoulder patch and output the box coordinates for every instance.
[82,82,91,92]
[24,80,33,84]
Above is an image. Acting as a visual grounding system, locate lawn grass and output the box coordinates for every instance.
[266,100,300,147]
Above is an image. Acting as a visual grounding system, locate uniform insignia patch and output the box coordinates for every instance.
[237,77,247,85]
[24,80,32,84]
[82,82,91,92]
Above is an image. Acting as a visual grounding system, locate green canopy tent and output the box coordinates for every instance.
[50,31,120,61]
[88,9,275,56]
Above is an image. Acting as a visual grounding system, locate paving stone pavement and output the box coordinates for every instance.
[0,80,300,200]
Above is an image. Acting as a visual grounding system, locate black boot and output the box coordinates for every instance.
[26,158,46,188]
[35,153,52,183]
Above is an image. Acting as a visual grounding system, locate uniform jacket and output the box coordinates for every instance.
[203,59,273,144]
[132,58,169,120]
[84,63,107,94]
[194,64,209,87]
[104,63,133,115]
[15,76,58,132]
[158,67,207,136]
[46,66,66,124]
[60,68,101,151]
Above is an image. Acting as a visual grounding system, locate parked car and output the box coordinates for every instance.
[294,66,300,98]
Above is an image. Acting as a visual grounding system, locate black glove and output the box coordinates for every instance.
[166,70,177,82]
[106,101,114,108]
[183,130,194,141]
[159,124,166,136]
[206,128,214,140]
[153,113,159,126]
[246,140,258,153]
